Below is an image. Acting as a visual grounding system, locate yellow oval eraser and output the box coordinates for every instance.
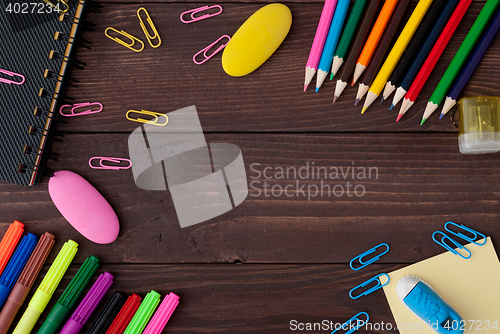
[222,3,292,77]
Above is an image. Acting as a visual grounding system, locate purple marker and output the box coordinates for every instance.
[60,272,114,334]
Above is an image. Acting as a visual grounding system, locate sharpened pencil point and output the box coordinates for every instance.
[390,103,394,111]
[396,113,403,122]
[333,95,338,104]
[304,85,308,92]
[315,87,319,93]
[330,73,334,81]
[361,107,367,114]
[439,113,444,120]
[380,97,385,105]
[354,99,360,107]
[421,119,426,126]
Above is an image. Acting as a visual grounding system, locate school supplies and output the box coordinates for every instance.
[316,0,350,91]
[222,4,292,77]
[60,102,103,117]
[349,273,390,299]
[304,0,338,91]
[142,293,180,334]
[331,312,369,334]
[48,171,120,244]
[0,69,25,85]
[331,0,370,78]
[442,10,500,117]
[432,231,471,259]
[87,292,126,334]
[38,256,100,334]
[137,8,161,48]
[0,1,94,186]
[445,222,486,245]
[422,0,500,124]
[393,0,460,115]
[382,0,447,102]
[105,28,145,52]
[362,0,434,114]
[126,110,169,126]
[0,221,24,276]
[60,272,114,334]
[123,291,161,334]
[106,294,142,334]
[350,243,389,270]
[89,157,133,170]
[355,0,410,105]
[0,234,37,308]
[180,5,223,23]
[433,222,486,259]
[194,35,231,65]
[352,0,399,85]
[334,0,380,101]
[398,0,472,118]
[13,240,78,334]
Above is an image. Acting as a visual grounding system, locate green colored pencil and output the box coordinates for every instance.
[330,0,369,78]
[422,0,500,124]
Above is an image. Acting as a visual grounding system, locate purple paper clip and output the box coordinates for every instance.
[89,157,132,170]
[60,102,103,117]
[180,5,223,23]
[0,68,25,85]
[193,35,231,65]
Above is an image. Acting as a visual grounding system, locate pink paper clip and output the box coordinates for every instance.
[180,5,223,23]
[89,157,132,170]
[60,102,103,117]
[0,68,25,85]
[193,35,231,65]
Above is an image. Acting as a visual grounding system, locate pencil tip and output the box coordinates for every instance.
[304,85,308,92]
[420,119,426,126]
[333,95,338,104]
[330,73,334,81]
[396,114,402,122]
[315,87,319,93]
[379,97,385,105]
[390,103,394,111]
[361,107,367,115]
[439,113,444,120]
[354,99,360,107]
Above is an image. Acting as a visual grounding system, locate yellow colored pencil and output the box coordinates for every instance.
[362,0,434,114]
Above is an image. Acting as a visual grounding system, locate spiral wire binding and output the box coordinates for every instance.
[18,0,99,183]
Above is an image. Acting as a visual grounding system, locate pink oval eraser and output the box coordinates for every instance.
[48,171,120,244]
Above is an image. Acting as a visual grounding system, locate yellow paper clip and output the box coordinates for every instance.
[105,27,145,53]
[43,0,69,12]
[137,7,161,48]
[126,110,169,126]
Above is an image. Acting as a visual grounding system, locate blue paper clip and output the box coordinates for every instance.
[445,222,486,246]
[331,312,369,334]
[349,243,389,271]
[432,231,472,259]
[349,273,389,299]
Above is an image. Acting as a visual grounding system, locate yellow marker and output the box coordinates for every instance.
[362,0,434,114]
[12,240,78,334]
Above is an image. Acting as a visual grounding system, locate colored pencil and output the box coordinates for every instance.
[441,8,500,117]
[355,0,410,105]
[398,0,472,118]
[362,0,434,114]
[330,0,370,78]
[393,0,459,117]
[316,0,350,91]
[334,0,381,101]
[422,0,500,124]
[352,0,399,85]
[382,0,447,103]
[304,0,338,91]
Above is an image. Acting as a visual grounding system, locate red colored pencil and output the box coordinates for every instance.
[398,0,473,118]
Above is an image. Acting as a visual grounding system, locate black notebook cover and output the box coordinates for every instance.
[0,0,89,186]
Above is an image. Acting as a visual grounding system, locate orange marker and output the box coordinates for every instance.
[0,221,24,276]
[352,0,399,85]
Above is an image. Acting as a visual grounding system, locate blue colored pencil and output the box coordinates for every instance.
[316,0,350,92]
[440,8,500,117]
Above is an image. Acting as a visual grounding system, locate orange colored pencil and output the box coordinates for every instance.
[352,0,399,85]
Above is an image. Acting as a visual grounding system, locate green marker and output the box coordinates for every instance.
[421,0,500,124]
[123,290,161,334]
[13,240,78,334]
[330,0,369,79]
[37,255,100,334]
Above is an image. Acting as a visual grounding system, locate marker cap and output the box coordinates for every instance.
[0,221,25,276]
[123,290,161,334]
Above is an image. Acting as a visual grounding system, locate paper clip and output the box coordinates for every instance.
[445,221,487,246]
[180,5,223,23]
[331,312,369,334]
[432,231,472,259]
[137,7,161,48]
[0,68,25,85]
[193,35,231,65]
[349,243,389,271]
[105,27,145,53]
[126,109,169,126]
[60,102,103,117]
[89,157,132,170]
[349,273,389,300]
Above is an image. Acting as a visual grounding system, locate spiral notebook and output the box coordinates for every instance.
[0,0,98,186]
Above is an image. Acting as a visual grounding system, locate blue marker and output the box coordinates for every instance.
[316,0,350,92]
[0,233,38,307]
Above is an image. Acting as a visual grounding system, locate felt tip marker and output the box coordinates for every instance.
[106,294,142,334]
[87,292,126,334]
[142,293,180,334]
[0,232,55,334]
[0,221,25,276]
[37,255,100,334]
[123,291,161,334]
[13,239,78,334]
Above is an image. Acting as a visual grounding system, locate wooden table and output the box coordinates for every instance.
[1,0,500,332]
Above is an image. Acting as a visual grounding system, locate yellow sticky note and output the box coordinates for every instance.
[382,237,500,333]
